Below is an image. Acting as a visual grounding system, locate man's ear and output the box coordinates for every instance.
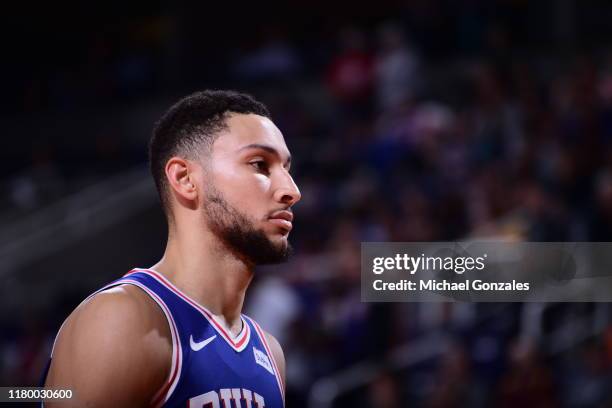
[165,157,198,207]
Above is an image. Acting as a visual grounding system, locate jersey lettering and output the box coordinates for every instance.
[189,389,265,408]
[188,390,220,407]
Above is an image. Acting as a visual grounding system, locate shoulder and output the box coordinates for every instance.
[261,329,286,386]
[45,284,173,407]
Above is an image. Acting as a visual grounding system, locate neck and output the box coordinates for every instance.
[150,226,254,336]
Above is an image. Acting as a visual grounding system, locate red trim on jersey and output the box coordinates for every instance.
[119,279,182,407]
[126,269,250,352]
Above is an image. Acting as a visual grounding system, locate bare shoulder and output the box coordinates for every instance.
[45,284,172,407]
[262,330,286,385]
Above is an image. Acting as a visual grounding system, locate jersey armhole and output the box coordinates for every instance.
[117,280,183,408]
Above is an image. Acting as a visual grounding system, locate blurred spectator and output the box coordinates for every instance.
[562,340,612,407]
[8,141,64,212]
[427,342,475,408]
[233,30,301,82]
[367,371,401,408]
[374,23,421,111]
[588,168,612,240]
[494,338,557,408]
[248,274,301,345]
[325,27,374,113]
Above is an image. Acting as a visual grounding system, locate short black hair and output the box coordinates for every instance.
[149,90,270,217]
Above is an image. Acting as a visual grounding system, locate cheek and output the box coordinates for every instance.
[212,167,271,202]
[252,174,271,190]
[238,175,271,203]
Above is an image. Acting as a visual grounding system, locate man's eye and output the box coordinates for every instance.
[250,160,269,173]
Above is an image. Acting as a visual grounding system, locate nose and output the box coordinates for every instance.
[274,172,301,207]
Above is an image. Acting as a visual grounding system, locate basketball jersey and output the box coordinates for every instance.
[42,268,285,408]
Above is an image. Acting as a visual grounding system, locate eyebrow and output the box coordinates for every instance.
[239,143,292,166]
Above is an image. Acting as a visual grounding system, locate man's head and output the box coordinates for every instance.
[149,90,301,265]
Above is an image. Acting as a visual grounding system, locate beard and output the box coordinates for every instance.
[203,185,292,265]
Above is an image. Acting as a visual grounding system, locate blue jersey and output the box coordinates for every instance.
[43,268,285,408]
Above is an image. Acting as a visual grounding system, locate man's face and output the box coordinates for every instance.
[201,113,301,265]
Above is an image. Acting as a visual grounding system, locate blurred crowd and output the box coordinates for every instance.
[2,2,612,406]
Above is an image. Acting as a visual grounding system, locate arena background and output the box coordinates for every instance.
[1,1,611,406]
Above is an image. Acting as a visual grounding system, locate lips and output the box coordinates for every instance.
[269,210,293,222]
[268,210,293,231]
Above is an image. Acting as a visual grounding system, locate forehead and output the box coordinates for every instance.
[211,113,289,158]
